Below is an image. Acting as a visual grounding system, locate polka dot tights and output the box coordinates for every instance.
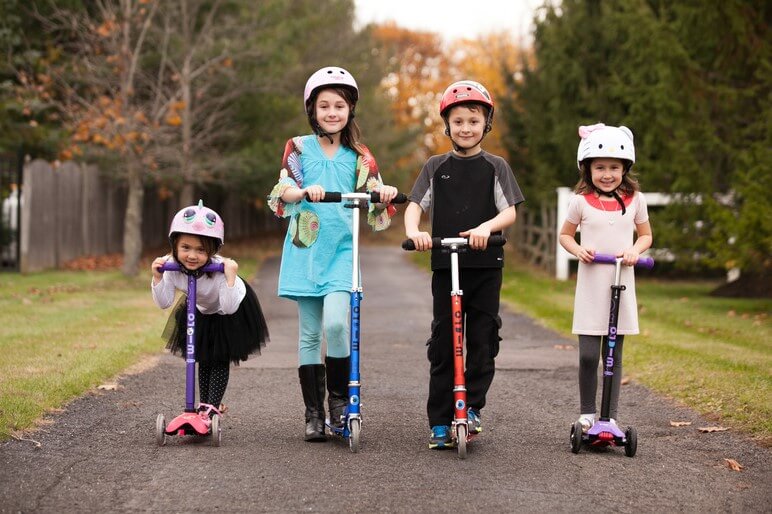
[198,362,229,408]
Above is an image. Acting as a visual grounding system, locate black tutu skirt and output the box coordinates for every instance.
[162,280,269,365]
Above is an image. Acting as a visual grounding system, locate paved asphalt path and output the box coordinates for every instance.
[1,247,770,513]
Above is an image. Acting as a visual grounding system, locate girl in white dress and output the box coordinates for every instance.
[559,124,653,431]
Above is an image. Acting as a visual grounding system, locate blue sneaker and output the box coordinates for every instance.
[468,408,482,434]
[429,425,453,449]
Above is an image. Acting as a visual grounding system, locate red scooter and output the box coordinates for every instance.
[403,235,506,459]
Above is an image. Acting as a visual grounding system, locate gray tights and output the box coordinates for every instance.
[578,334,625,419]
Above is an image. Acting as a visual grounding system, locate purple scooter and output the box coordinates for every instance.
[155,261,225,447]
[570,253,654,457]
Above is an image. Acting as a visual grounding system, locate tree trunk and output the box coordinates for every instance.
[121,162,145,276]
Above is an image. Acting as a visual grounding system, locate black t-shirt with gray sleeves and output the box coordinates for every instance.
[408,150,525,270]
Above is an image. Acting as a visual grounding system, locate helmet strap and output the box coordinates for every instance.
[596,188,626,215]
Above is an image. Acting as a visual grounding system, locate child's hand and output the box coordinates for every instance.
[575,246,595,263]
[460,226,491,250]
[304,185,325,202]
[620,248,640,267]
[406,230,432,251]
[151,255,171,284]
[374,185,398,204]
[223,258,239,286]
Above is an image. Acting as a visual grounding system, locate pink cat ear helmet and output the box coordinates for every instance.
[168,200,225,250]
[576,123,635,171]
[439,80,495,133]
[303,66,359,114]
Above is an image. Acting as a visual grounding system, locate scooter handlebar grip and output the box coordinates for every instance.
[317,192,342,202]
[592,254,655,269]
[367,191,408,204]
[402,235,506,250]
[307,191,406,204]
[159,262,224,273]
[592,254,618,265]
[390,192,408,204]
[159,262,180,272]
[488,235,507,247]
[637,256,655,269]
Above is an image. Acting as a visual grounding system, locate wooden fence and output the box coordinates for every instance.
[509,202,557,273]
[20,159,275,272]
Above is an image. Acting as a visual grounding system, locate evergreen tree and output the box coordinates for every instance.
[503,0,770,292]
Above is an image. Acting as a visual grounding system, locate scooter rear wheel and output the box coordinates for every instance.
[570,421,583,454]
[624,426,637,457]
[349,418,361,453]
[456,424,468,459]
[155,414,166,446]
[211,414,222,447]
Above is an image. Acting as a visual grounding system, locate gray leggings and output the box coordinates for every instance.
[578,334,625,419]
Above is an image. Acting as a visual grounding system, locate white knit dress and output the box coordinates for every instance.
[565,192,649,335]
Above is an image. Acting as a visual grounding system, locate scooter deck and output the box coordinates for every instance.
[164,412,211,436]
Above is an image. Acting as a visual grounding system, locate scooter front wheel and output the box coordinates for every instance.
[211,414,222,447]
[456,424,468,459]
[570,421,583,454]
[349,418,361,453]
[624,426,637,457]
[155,414,166,446]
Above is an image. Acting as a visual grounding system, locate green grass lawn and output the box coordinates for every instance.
[498,257,771,445]
[0,247,263,440]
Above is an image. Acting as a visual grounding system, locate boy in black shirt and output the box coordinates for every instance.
[405,80,525,449]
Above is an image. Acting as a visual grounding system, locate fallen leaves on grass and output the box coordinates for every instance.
[670,420,692,427]
[698,426,730,433]
[621,377,631,385]
[724,458,743,471]
[63,254,123,270]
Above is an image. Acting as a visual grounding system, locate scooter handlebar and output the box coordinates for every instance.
[402,235,507,251]
[309,191,408,204]
[159,261,225,273]
[592,253,655,269]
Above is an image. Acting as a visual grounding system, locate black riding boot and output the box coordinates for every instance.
[298,364,326,441]
[325,356,349,430]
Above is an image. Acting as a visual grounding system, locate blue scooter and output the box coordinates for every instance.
[316,191,406,452]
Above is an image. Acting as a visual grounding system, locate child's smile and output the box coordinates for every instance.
[590,158,624,193]
[176,234,208,271]
[315,89,350,135]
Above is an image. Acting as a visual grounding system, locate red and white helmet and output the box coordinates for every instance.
[303,66,359,112]
[439,80,494,131]
[576,123,635,169]
[168,200,224,249]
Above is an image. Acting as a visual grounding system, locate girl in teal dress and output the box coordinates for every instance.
[268,66,398,441]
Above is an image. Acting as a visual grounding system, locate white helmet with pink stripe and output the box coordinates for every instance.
[168,200,224,249]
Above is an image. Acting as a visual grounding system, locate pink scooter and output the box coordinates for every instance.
[155,261,224,447]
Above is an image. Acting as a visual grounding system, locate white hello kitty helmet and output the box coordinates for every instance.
[168,200,224,249]
[576,123,635,170]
